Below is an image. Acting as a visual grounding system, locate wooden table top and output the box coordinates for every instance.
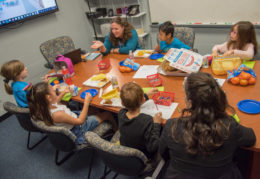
[70,54,260,151]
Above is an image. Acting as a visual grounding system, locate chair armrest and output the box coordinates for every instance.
[145,159,165,179]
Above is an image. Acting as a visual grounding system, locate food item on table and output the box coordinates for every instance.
[230,77,240,85]
[239,71,251,80]
[91,73,106,81]
[137,51,144,56]
[104,99,113,105]
[160,60,185,73]
[239,79,248,86]
[53,80,60,85]
[248,77,256,85]
[101,88,118,100]
[118,66,133,73]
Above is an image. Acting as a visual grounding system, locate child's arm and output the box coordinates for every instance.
[55,86,70,103]
[144,112,163,154]
[233,43,255,59]
[212,42,228,57]
[154,43,160,52]
[52,93,92,125]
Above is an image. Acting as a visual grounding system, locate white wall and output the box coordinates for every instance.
[0,0,94,115]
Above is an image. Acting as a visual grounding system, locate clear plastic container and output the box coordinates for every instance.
[62,66,73,85]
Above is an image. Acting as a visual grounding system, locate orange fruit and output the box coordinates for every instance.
[239,71,251,80]
[53,80,60,85]
[239,79,248,86]
[248,77,256,85]
[230,77,240,85]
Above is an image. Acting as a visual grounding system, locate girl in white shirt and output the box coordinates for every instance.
[27,82,116,144]
[212,21,258,60]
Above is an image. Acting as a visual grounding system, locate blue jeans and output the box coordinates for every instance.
[70,114,99,144]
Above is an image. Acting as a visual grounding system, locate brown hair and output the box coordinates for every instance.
[27,82,54,126]
[109,16,134,46]
[120,82,144,111]
[227,21,258,55]
[0,60,25,95]
[159,21,175,37]
[171,72,235,156]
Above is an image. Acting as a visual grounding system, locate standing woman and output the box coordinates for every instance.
[91,17,140,55]
[159,72,256,179]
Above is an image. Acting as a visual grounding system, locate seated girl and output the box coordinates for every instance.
[212,21,258,60]
[27,82,116,144]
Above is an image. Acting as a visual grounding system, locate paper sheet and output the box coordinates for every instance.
[133,65,159,79]
[140,100,178,119]
[242,60,255,69]
[142,87,164,94]
[215,78,226,87]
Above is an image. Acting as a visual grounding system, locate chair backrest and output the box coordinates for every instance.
[86,131,148,176]
[39,36,75,66]
[3,101,40,132]
[31,119,77,152]
[174,27,195,49]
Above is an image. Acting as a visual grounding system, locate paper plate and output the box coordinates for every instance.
[150,53,164,60]
[237,99,260,114]
[80,89,98,99]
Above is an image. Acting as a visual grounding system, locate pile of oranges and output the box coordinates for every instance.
[118,66,133,73]
[229,71,256,86]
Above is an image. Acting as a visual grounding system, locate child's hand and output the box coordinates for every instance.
[63,86,70,94]
[223,50,234,56]
[42,74,50,82]
[211,51,219,58]
[146,88,159,96]
[153,112,163,124]
[84,93,92,104]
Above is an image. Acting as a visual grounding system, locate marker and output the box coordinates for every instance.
[177,106,181,113]
[194,22,202,24]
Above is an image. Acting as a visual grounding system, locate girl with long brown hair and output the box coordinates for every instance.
[91,16,140,54]
[159,72,256,178]
[27,82,116,144]
[212,21,258,59]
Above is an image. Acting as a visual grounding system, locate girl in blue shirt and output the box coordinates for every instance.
[154,21,191,53]
[91,17,140,55]
[1,60,29,107]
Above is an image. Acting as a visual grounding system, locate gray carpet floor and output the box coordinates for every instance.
[0,115,137,179]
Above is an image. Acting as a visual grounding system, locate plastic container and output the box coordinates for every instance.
[69,85,79,96]
[98,59,110,70]
[62,66,73,85]
[211,56,241,75]
[152,91,175,106]
[147,73,163,87]
[129,50,134,61]
[111,76,119,88]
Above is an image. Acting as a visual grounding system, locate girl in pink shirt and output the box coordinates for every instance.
[212,21,258,60]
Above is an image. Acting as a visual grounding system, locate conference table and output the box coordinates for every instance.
[69,54,260,178]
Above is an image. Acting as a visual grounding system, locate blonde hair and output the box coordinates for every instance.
[0,60,25,94]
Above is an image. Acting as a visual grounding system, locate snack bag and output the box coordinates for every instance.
[119,58,140,71]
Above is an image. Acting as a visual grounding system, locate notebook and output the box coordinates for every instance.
[63,48,82,65]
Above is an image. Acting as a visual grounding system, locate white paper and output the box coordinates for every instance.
[215,78,226,87]
[140,100,178,119]
[133,65,159,79]
[83,75,110,88]
[100,98,123,108]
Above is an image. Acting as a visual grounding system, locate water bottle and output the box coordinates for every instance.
[129,50,134,61]
[111,76,119,89]
[62,66,73,85]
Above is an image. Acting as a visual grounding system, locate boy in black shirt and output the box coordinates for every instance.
[118,82,163,158]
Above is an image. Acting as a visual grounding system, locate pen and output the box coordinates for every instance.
[154,102,159,111]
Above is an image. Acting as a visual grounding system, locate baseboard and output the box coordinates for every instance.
[0,112,12,122]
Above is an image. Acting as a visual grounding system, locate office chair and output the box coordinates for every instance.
[86,131,164,179]
[40,36,75,69]
[31,118,113,172]
[3,101,47,150]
